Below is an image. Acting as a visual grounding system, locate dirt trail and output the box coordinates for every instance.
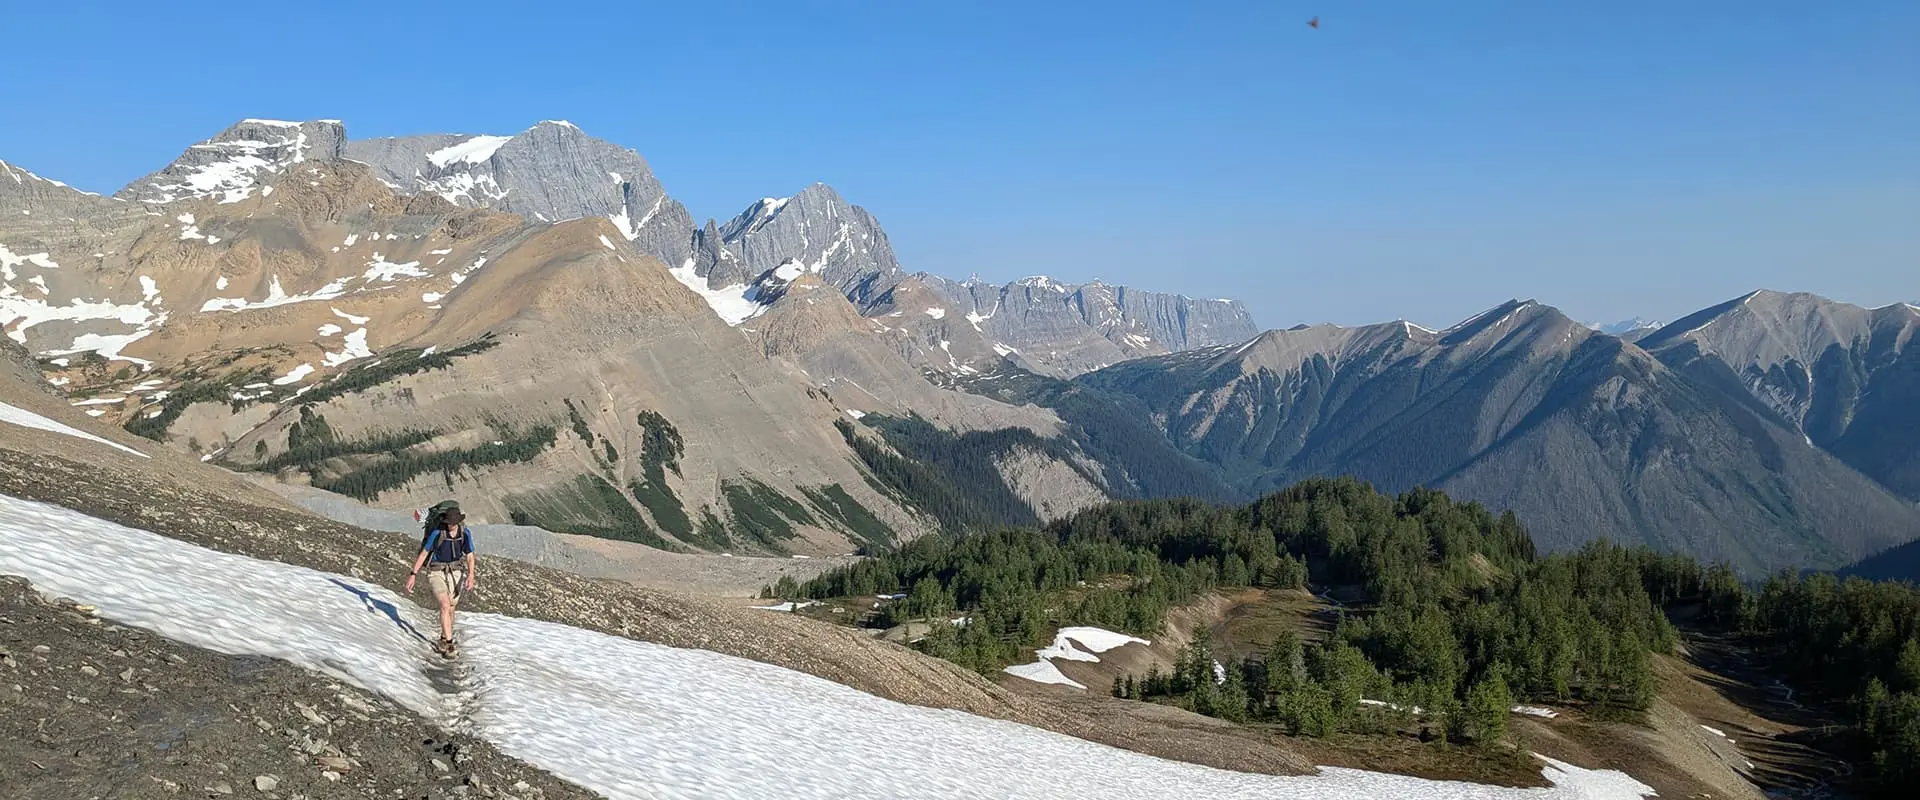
[1673,632,1858,799]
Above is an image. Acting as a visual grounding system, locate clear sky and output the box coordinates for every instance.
[2,1,1913,330]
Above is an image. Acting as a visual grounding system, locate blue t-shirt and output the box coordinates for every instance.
[421,526,476,564]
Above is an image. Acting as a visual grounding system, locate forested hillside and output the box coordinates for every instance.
[798,478,1920,795]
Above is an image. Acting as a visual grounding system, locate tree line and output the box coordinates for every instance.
[799,476,1920,788]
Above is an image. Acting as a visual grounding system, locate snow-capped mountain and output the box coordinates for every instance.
[1586,317,1663,339]
[343,121,697,271]
[117,119,347,205]
[917,273,1259,377]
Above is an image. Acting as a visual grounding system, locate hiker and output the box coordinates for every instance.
[404,502,478,657]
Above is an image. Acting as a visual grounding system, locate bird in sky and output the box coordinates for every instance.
[1308,16,1319,29]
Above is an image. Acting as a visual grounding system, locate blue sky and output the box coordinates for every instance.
[2,1,1912,330]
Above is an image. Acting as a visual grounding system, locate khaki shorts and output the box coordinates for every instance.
[426,566,465,607]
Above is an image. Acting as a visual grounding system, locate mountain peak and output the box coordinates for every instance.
[116,119,347,205]
[0,160,96,197]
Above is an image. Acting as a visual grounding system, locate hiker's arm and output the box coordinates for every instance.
[463,532,477,588]
[404,533,435,588]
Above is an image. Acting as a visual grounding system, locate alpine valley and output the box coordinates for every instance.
[1,118,1915,576]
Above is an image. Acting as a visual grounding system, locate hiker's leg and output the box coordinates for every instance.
[438,596,455,641]
[427,570,457,643]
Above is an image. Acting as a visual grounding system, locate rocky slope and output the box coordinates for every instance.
[1639,290,1920,501]
[1075,300,1920,575]
[0,575,588,800]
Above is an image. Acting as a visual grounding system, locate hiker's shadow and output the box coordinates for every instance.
[328,578,430,645]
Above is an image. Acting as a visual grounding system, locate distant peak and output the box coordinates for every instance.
[1586,317,1663,336]
[533,119,579,130]
[239,118,304,127]
[1439,298,1570,342]
[1014,275,1067,292]
[792,182,843,203]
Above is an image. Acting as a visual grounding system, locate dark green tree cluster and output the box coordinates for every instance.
[1741,571,1920,793]
[802,499,1311,674]
[953,369,1240,502]
[809,478,1674,748]
[315,424,558,501]
[719,478,814,549]
[835,415,1046,533]
[563,399,595,446]
[627,409,694,543]
[635,410,684,477]
[294,334,499,407]
[123,365,276,441]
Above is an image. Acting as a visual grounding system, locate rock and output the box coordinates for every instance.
[316,755,350,771]
[78,664,99,676]
[432,757,451,772]
[207,781,234,795]
[31,645,49,655]
[252,775,278,792]
[119,667,135,682]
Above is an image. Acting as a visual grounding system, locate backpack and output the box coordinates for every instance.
[420,499,461,538]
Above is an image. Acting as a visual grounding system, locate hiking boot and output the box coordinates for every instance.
[434,637,457,658]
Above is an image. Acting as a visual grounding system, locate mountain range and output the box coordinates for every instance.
[1,117,1915,575]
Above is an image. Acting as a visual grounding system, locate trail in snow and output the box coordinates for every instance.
[0,492,1655,800]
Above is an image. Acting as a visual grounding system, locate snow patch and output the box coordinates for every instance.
[1511,706,1559,719]
[449,257,488,287]
[363,253,427,282]
[271,363,315,386]
[422,292,445,304]
[201,275,350,313]
[316,324,341,337]
[0,401,147,457]
[749,600,822,612]
[844,409,866,419]
[426,135,512,168]
[924,308,946,320]
[322,329,372,367]
[598,234,617,251]
[1004,627,1150,689]
[965,300,1000,332]
[669,259,768,326]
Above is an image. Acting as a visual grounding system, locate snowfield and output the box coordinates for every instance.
[0,492,1655,799]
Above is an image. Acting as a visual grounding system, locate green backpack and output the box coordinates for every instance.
[421,499,461,537]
